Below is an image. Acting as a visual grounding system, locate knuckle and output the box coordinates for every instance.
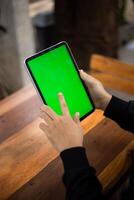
[54,117,62,126]
[45,107,49,112]
[63,102,66,107]
[56,117,61,123]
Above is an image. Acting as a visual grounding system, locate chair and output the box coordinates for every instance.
[90,54,134,95]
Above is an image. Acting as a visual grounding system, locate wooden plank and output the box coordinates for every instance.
[0,94,41,143]
[98,139,134,193]
[0,79,133,199]
[90,72,134,95]
[0,109,104,200]
[90,54,134,81]
[0,85,41,143]
[9,119,134,200]
[0,85,36,115]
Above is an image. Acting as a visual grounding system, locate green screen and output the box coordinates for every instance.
[27,44,94,119]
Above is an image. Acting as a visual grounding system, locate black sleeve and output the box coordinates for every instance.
[104,96,134,133]
[60,147,104,200]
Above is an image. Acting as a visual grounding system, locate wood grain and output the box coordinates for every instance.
[0,85,36,115]
[0,109,104,200]
[90,54,134,81]
[9,119,134,200]
[90,72,134,95]
[0,72,133,200]
[0,84,42,143]
[0,92,41,143]
[99,139,134,193]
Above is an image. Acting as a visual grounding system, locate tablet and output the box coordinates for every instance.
[25,41,95,121]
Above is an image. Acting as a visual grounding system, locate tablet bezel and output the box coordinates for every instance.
[25,41,95,121]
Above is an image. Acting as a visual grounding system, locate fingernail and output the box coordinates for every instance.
[80,69,84,74]
[76,112,80,117]
[58,92,63,96]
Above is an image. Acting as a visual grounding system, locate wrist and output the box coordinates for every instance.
[59,144,83,153]
[60,147,90,171]
[101,93,112,111]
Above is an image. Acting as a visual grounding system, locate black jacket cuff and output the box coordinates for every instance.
[60,147,90,171]
[104,96,128,124]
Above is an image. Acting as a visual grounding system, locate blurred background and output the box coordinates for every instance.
[0,0,134,99]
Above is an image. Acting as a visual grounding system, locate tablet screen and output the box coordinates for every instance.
[25,42,94,120]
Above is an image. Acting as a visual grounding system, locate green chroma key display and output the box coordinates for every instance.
[25,42,94,120]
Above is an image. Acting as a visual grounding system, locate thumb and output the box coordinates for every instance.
[73,112,80,125]
[79,70,97,85]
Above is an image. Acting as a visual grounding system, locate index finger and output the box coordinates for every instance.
[58,92,70,116]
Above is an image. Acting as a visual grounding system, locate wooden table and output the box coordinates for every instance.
[0,85,134,200]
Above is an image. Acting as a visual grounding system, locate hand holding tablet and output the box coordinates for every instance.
[25,41,95,121]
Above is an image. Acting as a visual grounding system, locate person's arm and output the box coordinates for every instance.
[60,147,103,200]
[104,96,134,133]
[39,93,103,200]
[80,70,134,133]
